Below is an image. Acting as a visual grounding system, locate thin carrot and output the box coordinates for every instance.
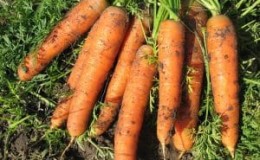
[90,15,150,137]
[50,96,72,129]
[172,2,207,153]
[157,19,185,148]
[17,0,108,81]
[67,6,129,137]
[114,45,156,160]
[199,0,240,157]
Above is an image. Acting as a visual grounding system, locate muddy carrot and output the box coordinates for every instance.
[18,0,108,81]
[157,4,185,150]
[67,6,129,137]
[199,0,240,157]
[173,2,207,153]
[114,45,156,160]
[91,15,150,137]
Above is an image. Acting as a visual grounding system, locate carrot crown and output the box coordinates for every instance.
[197,0,221,16]
[112,0,142,16]
[160,0,181,21]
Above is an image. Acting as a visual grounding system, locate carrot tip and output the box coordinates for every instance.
[178,151,185,160]
[227,146,235,159]
[161,143,166,160]
[60,137,75,159]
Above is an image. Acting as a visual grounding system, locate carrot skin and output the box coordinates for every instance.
[18,0,108,81]
[67,6,129,137]
[91,16,150,136]
[173,3,207,152]
[157,20,185,145]
[207,15,239,155]
[114,45,156,160]
[50,97,72,128]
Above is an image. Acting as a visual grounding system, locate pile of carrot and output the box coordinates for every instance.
[18,0,240,159]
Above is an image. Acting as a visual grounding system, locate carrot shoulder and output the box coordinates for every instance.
[91,15,150,136]
[18,0,108,81]
[157,20,185,146]
[173,2,207,152]
[114,45,156,160]
[207,15,239,157]
[67,6,129,137]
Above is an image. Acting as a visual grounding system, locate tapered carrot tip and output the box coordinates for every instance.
[227,146,235,159]
[161,143,166,160]
[178,151,185,160]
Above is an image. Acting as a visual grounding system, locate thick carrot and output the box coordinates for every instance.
[172,2,207,152]
[67,6,129,137]
[114,45,156,160]
[90,15,150,136]
[207,15,239,157]
[50,96,72,129]
[17,0,108,81]
[157,20,185,147]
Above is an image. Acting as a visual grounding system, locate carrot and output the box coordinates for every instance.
[50,96,72,129]
[90,15,150,137]
[114,45,156,160]
[198,0,239,157]
[17,0,108,81]
[67,6,129,137]
[172,2,207,153]
[157,19,185,148]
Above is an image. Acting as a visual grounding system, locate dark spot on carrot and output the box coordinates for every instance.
[80,15,87,20]
[207,54,211,62]
[224,54,228,59]
[89,5,94,10]
[21,65,28,73]
[221,114,229,122]
[227,106,234,111]
[221,124,228,132]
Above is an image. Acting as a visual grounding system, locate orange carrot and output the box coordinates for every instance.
[50,96,72,129]
[172,2,207,153]
[90,15,150,136]
[67,6,129,137]
[114,45,156,160]
[157,20,185,148]
[197,0,240,157]
[207,15,239,158]
[17,0,108,81]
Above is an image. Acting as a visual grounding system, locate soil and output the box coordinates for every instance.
[0,114,192,160]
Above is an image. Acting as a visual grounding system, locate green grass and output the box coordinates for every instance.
[0,0,259,159]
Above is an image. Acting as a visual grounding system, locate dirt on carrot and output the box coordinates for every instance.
[67,6,129,137]
[114,45,156,160]
[91,14,151,137]
[17,0,108,81]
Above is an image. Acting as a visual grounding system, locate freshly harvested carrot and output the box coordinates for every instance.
[207,15,239,158]
[172,2,207,153]
[17,0,108,81]
[50,96,72,129]
[114,45,156,160]
[157,19,185,148]
[67,6,129,137]
[90,15,150,137]
[199,0,240,157]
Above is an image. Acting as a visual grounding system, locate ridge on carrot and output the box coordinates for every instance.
[17,0,108,81]
[198,0,240,158]
[172,1,207,154]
